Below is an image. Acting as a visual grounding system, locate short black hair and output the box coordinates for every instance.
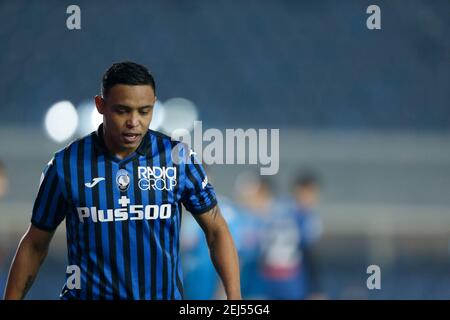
[294,170,321,189]
[102,61,156,96]
[259,175,274,193]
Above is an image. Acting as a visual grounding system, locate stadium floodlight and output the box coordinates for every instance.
[44,100,78,143]
[149,100,165,131]
[90,105,103,131]
[77,100,98,136]
[159,97,198,135]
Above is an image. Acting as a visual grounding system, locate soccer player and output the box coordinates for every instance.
[181,195,243,299]
[260,171,325,299]
[3,62,241,300]
[235,172,274,299]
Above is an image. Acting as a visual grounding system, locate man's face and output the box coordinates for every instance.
[95,84,156,154]
[295,185,319,209]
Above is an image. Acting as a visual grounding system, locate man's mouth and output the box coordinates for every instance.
[122,133,141,143]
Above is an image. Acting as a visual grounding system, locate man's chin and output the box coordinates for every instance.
[121,140,141,148]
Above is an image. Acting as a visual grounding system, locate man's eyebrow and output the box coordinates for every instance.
[112,104,131,109]
[112,104,153,109]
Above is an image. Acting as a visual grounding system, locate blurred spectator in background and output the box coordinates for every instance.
[234,171,275,300]
[259,170,325,299]
[181,168,243,299]
[180,210,214,299]
[181,196,243,299]
[0,161,8,200]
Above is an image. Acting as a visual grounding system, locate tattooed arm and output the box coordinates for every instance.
[193,204,242,300]
[3,224,55,300]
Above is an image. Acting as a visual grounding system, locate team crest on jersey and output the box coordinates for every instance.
[116,169,131,192]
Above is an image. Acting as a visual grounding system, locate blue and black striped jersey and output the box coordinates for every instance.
[31,124,217,300]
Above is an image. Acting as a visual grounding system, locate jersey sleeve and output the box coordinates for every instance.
[180,150,218,215]
[31,157,68,231]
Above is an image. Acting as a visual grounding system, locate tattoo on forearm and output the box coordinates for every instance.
[207,205,220,221]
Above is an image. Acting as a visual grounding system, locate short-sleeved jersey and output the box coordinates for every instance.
[31,124,217,300]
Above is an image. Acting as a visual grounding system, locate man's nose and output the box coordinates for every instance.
[126,113,139,127]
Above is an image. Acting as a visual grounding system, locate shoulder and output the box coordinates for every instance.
[148,129,185,148]
[53,132,94,161]
[148,129,192,159]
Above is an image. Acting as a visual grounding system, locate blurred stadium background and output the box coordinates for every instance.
[0,0,449,299]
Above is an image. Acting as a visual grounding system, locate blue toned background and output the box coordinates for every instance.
[0,0,449,299]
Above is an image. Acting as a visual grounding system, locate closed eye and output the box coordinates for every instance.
[139,107,152,115]
[113,105,130,114]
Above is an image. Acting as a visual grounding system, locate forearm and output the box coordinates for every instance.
[4,237,48,300]
[206,225,241,300]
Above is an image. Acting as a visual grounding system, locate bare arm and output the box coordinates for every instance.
[193,205,242,300]
[3,224,55,300]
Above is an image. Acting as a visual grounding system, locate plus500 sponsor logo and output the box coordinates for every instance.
[138,166,177,191]
[76,204,172,223]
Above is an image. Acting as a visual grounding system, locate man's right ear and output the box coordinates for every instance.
[94,95,105,115]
